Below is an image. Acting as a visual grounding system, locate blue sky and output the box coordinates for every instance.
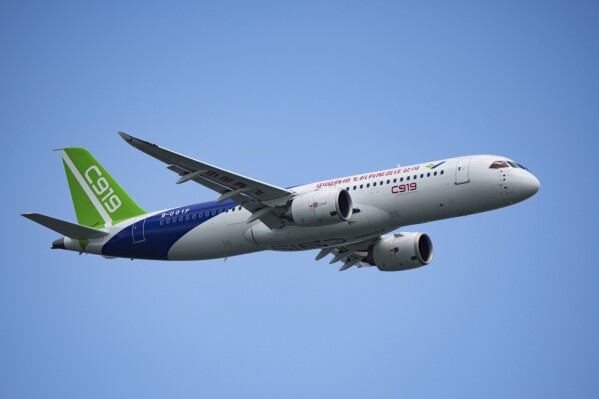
[2,1,598,398]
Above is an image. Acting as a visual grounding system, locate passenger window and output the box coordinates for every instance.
[160,220,164,225]
[373,182,376,187]
[166,219,170,224]
[490,160,509,169]
[393,179,397,183]
[387,180,390,184]
[420,174,424,178]
[427,173,430,177]
[407,176,410,181]
[414,175,417,179]
[434,172,437,176]
[441,170,444,175]
[192,214,196,219]
[400,177,404,182]
[212,210,216,216]
[367,183,370,188]
[172,217,177,223]
[360,184,363,189]
[353,186,356,190]
[179,216,183,221]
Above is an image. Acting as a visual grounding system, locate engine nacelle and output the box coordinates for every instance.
[365,233,434,272]
[285,188,353,227]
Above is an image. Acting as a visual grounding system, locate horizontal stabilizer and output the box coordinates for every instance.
[22,213,109,240]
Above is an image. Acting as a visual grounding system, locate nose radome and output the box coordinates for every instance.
[523,173,540,198]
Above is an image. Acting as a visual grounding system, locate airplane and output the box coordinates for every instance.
[22,132,540,272]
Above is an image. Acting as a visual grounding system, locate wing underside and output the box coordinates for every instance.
[119,132,294,229]
[315,237,379,271]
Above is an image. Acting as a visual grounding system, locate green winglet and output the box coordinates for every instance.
[60,147,146,228]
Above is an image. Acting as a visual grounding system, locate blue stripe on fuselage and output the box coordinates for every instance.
[102,200,239,260]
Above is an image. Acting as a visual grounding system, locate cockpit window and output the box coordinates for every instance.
[516,163,528,170]
[506,161,529,170]
[489,160,509,169]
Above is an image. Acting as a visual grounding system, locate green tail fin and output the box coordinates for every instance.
[60,147,146,228]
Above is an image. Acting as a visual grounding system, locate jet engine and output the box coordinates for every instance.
[364,233,433,272]
[284,188,353,227]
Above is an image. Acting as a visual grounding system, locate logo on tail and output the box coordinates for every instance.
[84,165,122,213]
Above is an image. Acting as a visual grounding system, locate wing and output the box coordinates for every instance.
[118,132,294,229]
[314,237,380,271]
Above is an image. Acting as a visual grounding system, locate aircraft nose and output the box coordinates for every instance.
[521,173,540,198]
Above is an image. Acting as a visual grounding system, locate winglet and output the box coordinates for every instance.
[118,131,133,142]
[118,131,158,148]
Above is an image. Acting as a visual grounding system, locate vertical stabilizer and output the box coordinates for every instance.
[60,148,146,228]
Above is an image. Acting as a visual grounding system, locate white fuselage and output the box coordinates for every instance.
[68,155,540,261]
